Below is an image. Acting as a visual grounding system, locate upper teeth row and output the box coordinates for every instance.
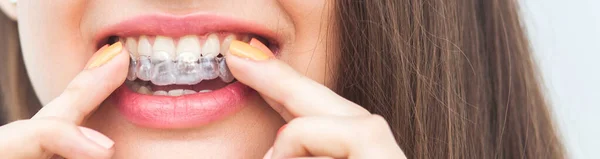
[124,33,248,59]
[123,33,247,86]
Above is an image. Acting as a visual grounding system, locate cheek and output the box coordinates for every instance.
[278,0,338,88]
[18,0,91,104]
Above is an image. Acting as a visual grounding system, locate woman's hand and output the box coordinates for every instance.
[0,43,128,159]
[226,39,407,159]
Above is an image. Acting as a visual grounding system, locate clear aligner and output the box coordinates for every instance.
[128,54,234,85]
[217,57,235,83]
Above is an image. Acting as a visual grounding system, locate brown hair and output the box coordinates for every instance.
[0,0,564,158]
[333,0,564,158]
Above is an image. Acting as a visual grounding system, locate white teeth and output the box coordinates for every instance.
[202,34,220,58]
[177,35,201,57]
[125,33,242,86]
[153,36,176,60]
[183,90,197,95]
[221,34,236,56]
[136,89,197,96]
[130,82,206,96]
[168,89,184,96]
[126,37,138,57]
[138,36,152,56]
[137,86,152,95]
[198,90,213,93]
[153,90,168,96]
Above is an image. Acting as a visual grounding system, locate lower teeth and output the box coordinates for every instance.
[126,81,218,97]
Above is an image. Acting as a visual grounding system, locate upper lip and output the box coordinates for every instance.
[93,13,280,50]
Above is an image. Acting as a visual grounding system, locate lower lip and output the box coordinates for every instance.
[111,82,252,129]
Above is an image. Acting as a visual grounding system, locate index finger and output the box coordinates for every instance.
[225,39,370,119]
[32,42,129,124]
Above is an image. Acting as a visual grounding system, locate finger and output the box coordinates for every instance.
[271,115,405,159]
[33,42,129,124]
[226,39,369,119]
[0,119,114,159]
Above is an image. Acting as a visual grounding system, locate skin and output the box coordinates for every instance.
[0,0,405,158]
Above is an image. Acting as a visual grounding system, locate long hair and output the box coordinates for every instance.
[1,0,564,158]
[333,0,564,158]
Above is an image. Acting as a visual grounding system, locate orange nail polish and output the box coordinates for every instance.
[229,40,273,61]
[86,42,123,69]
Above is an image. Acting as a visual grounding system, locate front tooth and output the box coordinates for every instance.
[177,35,202,57]
[175,35,202,85]
[168,89,184,96]
[153,36,176,60]
[136,56,154,81]
[138,36,152,56]
[137,86,152,95]
[152,62,177,86]
[153,90,168,96]
[126,37,138,57]
[152,36,177,86]
[198,57,219,80]
[202,33,220,58]
[183,90,197,95]
[175,53,201,85]
[221,34,236,55]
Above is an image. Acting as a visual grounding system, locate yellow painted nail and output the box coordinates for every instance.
[86,42,123,69]
[229,40,272,61]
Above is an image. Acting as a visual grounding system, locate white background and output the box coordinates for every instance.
[522,0,600,158]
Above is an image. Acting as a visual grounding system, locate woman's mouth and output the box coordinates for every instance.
[121,33,253,95]
[100,14,279,129]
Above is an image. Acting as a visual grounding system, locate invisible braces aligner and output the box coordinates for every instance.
[127,54,234,86]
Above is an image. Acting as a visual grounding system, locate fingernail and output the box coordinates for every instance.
[277,124,287,136]
[86,42,123,69]
[229,40,273,61]
[263,147,274,159]
[78,127,114,149]
[249,38,274,55]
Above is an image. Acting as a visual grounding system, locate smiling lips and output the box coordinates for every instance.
[100,14,276,129]
[123,33,248,95]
